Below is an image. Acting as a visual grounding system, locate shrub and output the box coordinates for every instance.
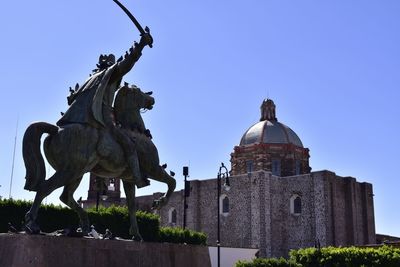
[86,205,134,239]
[236,246,400,267]
[289,246,400,267]
[0,198,32,232]
[236,257,301,267]
[159,227,207,245]
[88,207,161,241]
[37,203,80,232]
[0,199,206,245]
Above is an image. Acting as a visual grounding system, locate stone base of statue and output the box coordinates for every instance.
[0,233,211,267]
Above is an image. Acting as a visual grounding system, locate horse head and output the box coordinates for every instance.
[114,84,155,130]
[116,84,154,110]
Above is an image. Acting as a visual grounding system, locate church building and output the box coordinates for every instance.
[83,99,376,258]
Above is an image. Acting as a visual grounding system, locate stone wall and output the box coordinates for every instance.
[0,234,211,267]
[270,174,316,257]
[188,176,254,249]
[144,170,375,258]
[322,172,375,246]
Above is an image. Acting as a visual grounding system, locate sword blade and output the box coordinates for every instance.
[112,0,146,35]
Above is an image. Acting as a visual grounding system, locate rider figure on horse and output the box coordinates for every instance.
[57,33,153,188]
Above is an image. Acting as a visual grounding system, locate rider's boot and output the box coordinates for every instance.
[127,154,150,188]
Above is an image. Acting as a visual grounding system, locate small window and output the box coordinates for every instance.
[290,194,302,215]
[272,159,281,176]
[295,160,301,175]
[246,160,254,173]
[168,208,177,224]
[222,196,229,213]
[220,194,230,216]
[294,197,301,214]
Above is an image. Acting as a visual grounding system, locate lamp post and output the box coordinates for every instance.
[217,162,230,267]
[183,166,189,229]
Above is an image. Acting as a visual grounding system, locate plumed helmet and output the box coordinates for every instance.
[96,54,116,70]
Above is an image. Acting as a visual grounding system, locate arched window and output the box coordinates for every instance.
[290,194,302,215]
[294,196,301,214]
[220,194,230,216]
[223,196,229,213]
[168,208,177,225]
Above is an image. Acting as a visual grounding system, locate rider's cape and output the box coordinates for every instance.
[57,64,119,128]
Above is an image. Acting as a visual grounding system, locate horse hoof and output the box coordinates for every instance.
[25,224,40,235]
[132,235,143,242]
[80,226,90,236]
[76,227,90,237]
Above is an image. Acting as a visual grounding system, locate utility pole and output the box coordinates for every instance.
[9,117,18,199]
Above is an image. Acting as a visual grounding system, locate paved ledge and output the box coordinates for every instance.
[0,233,211,267]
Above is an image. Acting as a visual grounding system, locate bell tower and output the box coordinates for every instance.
[83,174,122,208]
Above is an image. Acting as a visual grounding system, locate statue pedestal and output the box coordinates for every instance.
[0,233,211,267]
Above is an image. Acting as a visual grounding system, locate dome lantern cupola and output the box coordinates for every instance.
[231,99,311,177]
[260,99,277,121]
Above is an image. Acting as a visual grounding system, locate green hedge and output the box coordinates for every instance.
[0,199,206,245]
[160,227,207,246]
[0,199,33,232]
[0,199,79,232]
[290,246,400,267]
[236,246,400,267]
[86,206,160,241]
[236,258,301,267]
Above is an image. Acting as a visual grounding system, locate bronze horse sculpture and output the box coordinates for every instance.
[23,84,176,240]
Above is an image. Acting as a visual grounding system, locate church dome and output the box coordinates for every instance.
[231,98,310,177]
[240,120,303,147]
[239,99,303,147]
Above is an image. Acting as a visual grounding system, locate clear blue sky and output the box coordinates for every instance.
[0,1,399,237]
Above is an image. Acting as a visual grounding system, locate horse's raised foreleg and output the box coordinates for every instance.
[25,170,81,234]
[59,176,90,234]
[149,167,176,209]
[122,180,142,241]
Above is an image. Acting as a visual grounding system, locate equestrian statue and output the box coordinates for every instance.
[22,0,176,240]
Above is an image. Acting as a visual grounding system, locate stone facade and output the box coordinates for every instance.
[136,170,375,258]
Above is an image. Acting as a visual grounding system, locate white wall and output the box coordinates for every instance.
[208,247,258,267]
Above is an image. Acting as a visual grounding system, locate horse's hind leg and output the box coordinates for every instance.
[59,176,90,234]
[25,170,80,234]
[122,180,142,241]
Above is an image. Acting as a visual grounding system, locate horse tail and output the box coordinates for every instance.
[23,122,58,191]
